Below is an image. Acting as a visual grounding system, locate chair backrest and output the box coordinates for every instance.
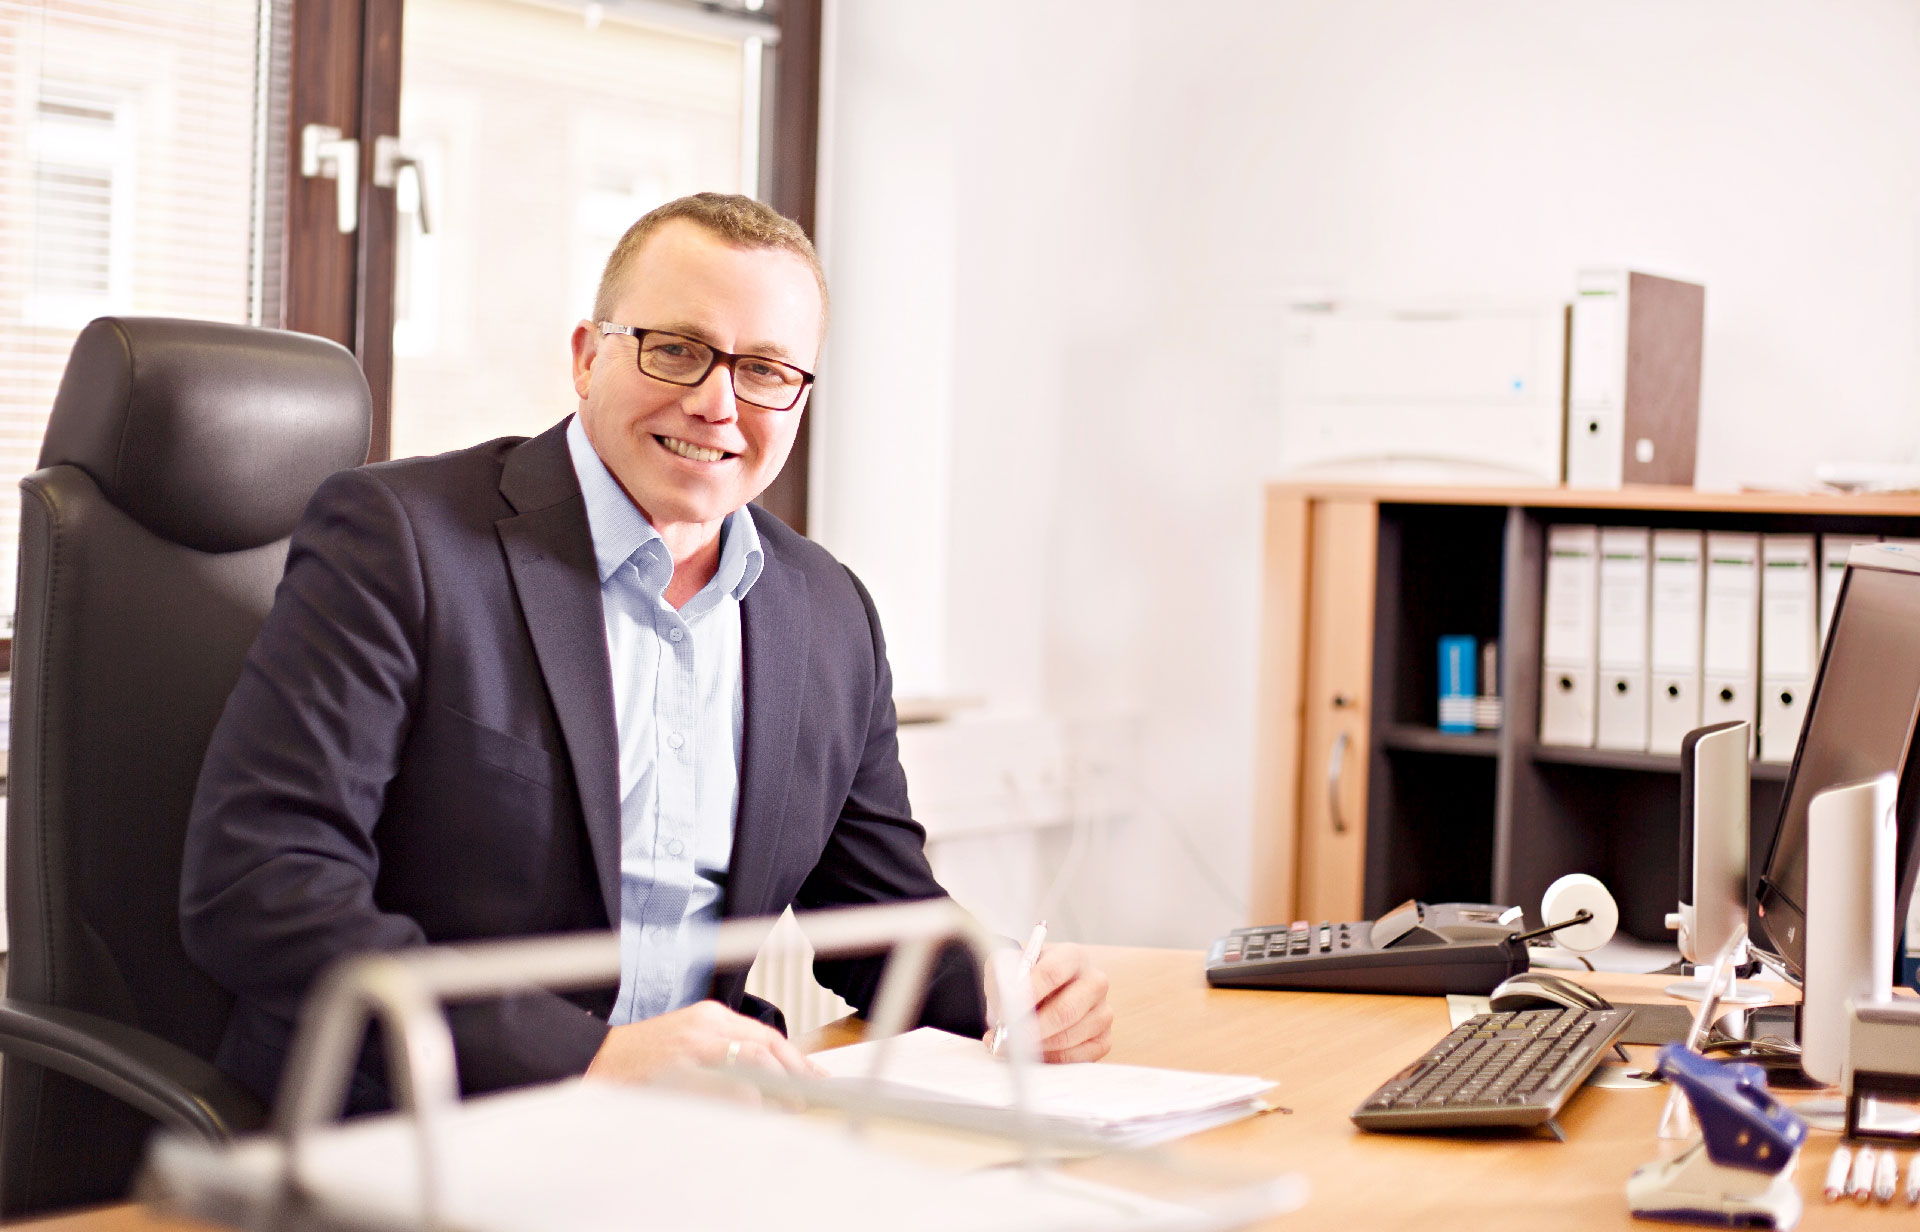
[3,317,370,1213]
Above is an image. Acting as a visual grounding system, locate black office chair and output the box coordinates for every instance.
[0,317,371,1217]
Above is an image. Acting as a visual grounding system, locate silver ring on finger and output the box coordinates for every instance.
[724,1039,742,1067]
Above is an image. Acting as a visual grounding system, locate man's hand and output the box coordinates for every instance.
[585,1000,820,1084]
[988,942,1113,1064]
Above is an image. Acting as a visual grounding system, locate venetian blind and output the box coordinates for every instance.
[0,0,287,623]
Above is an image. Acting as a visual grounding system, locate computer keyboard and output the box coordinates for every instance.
[1351,1005,1633,1134]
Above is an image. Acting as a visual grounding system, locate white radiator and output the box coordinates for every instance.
[743,909,854,1036]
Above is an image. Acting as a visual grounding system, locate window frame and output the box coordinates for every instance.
[279,0,821,535]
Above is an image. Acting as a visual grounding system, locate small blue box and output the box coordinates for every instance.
[1438,635,1478,733]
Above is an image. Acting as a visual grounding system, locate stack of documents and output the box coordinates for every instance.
[813,1027,1277,1149]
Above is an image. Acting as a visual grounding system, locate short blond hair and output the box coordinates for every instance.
[591,192,829,331]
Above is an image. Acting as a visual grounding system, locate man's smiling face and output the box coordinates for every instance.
[570,217,823,542]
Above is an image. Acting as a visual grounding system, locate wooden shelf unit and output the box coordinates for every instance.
[1253,482,1920,940]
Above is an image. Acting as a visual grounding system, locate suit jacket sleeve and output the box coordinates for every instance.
[180,467,608,1102]
[791,567,989,1039]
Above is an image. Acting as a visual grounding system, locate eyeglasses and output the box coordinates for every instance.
[597,323,815,412]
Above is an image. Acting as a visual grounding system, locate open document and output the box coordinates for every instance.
[813,1027,1278,1149]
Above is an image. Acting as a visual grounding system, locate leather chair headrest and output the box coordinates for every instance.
[40,317,372,553]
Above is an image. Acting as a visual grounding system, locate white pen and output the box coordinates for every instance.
[1907,1153,1920,1205]
[1824,1146,1852,1202]
[1874,1147,1898,1204]
[1850,1145,1878,1203]
[988,921,1049,1057]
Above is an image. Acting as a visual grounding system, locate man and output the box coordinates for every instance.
[181,193,1110,1107]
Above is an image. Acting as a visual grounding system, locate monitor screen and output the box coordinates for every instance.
[1755,549,1920,980]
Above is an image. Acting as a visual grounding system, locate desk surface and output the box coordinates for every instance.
[14,946,1863,1231]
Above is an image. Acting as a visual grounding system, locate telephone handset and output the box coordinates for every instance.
[1206,900,1531,996]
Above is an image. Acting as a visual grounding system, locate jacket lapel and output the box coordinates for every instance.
[496,422,623,926]
[726,509,810,919]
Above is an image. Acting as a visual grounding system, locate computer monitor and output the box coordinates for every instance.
[1754,543,1920,981]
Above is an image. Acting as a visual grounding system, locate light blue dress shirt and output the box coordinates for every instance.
[565,415,764,1025]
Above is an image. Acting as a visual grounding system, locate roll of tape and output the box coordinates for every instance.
[1540,873,1619,954]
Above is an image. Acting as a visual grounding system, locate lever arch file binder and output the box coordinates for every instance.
[1701,532,1760,749]
[1758,535,1817,764]
[1540,524,1600,747]
[1596,526,1652,750]
[1565,269,1704,489]
[1820,535,1879,647]
[1648,529,1705,755]
[138,902,1302,1232]
[1439,635,1478,733]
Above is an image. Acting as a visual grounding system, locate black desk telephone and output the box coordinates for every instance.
[1205,900,1531,996]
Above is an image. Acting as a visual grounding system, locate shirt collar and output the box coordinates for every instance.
[566,414,764,602]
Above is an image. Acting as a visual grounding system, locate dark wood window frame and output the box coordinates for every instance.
[281,0,821,533]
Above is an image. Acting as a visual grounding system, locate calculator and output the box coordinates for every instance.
[1205,900,1530,996]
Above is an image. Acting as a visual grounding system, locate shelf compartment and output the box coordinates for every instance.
[1366,753,1498,916]
[1380,724,1499,757]
[1528,742,1791,781]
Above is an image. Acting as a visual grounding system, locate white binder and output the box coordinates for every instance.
[1648,529,1705,755]
[1540,524,1599,747]
[1758,535,1817,764]
[1819,534,1879,647]
[1700,532,1760,749]
[142,903,1305,1232]
[1564,269,1704,488]
[1595,527,1652,750]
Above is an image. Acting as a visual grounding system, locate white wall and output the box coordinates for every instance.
[814,0,1920,946]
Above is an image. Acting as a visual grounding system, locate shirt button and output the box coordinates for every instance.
[669,628,684,642]
[667,732,684,749]
[666,838,685,857]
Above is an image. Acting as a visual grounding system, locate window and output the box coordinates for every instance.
[387,0,770,460]
[26,87,132,326]
[0,0,816,638]
[0,0,284,624]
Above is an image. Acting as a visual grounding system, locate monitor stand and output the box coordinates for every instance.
[1712,1002,1843,1128]
[1668,722,1772,1006]
[1665,953,1772,1006]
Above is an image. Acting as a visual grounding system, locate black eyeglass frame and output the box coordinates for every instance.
[597,322,816,412]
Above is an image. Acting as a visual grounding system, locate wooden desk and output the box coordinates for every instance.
[10,947,1862,1231]
[1083,949,1827,1231]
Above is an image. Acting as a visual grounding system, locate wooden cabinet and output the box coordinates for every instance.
[1252,482,1920,936]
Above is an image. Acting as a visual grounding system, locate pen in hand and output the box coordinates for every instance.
[988,921,1048,1057]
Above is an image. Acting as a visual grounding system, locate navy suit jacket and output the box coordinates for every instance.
[181,418,985,1106]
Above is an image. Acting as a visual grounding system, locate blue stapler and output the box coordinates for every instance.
[1626,1044,1809,1229]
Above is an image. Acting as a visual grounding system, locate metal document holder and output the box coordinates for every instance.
[137,900,1300,1232]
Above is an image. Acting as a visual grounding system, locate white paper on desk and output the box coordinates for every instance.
[812,1027,1276,1149]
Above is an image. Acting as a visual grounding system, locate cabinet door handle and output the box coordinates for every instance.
[1327,729,1350,834]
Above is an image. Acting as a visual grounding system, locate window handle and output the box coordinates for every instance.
[300,124,359,234]
[374,136,432,235]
